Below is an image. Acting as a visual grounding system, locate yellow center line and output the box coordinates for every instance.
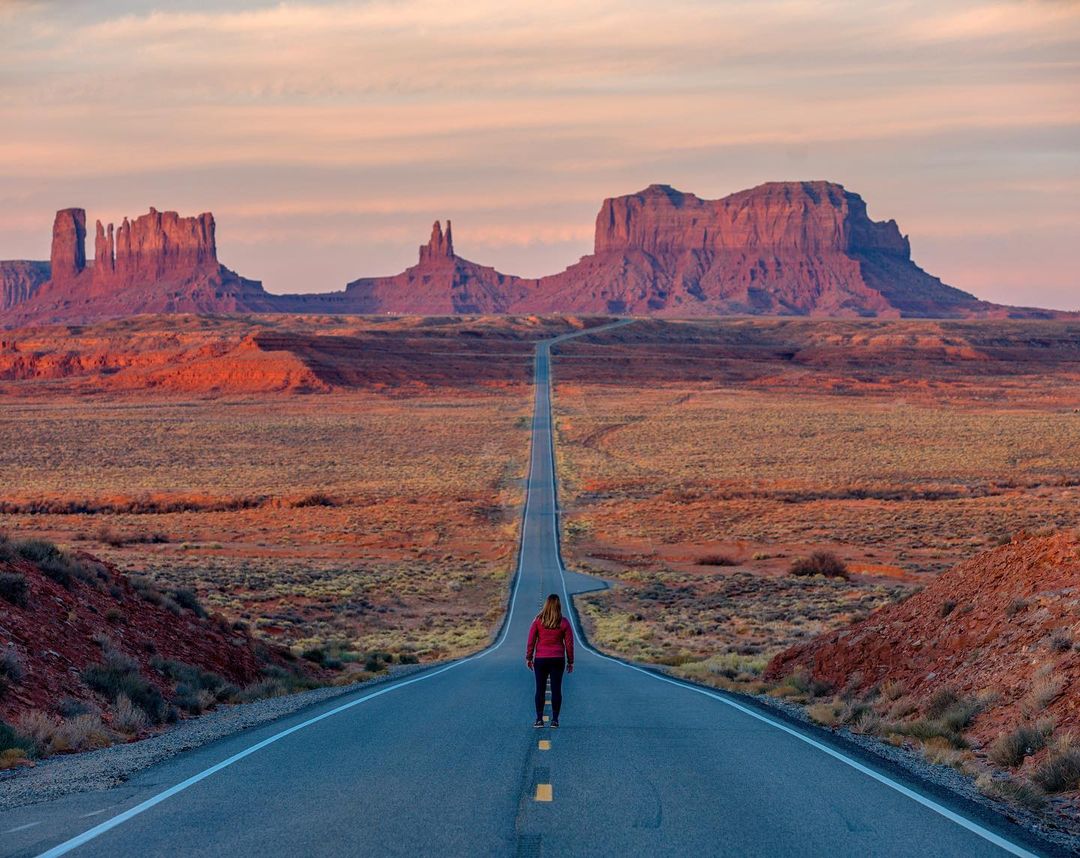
[535,784,553,802]
[538,740,551,750]
[543,715,550,722]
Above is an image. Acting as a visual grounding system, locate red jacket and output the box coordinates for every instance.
[527,617,574,664]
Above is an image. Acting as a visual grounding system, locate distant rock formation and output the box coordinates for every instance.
[0,261,50,311]
[0,182,1070,326]
[341,219,528,314]
[49,208,87,284]
[90,208,218,291]
[531,182,987,317]
[338,182,1060,319]
[418,220,454,263]
[3,207,283,325]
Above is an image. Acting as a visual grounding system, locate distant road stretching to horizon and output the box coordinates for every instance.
[0,322,1053,858]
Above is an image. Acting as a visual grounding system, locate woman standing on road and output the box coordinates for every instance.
[526,594,574,728]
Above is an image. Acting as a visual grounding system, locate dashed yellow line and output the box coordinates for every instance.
[535,784,553,802]
[543,715,550,723]
[538,740,551,750]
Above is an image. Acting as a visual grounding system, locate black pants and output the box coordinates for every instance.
[533,657,565,719]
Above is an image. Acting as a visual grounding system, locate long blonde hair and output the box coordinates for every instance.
[539,593,562,629]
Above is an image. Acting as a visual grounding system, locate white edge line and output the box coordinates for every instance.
[543,330,1042,858]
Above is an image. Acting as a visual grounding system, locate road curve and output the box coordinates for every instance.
[1,322,1052,858]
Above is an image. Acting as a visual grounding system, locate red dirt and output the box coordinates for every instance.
[766,531,1080,745]
[0,314,591,396]
[0,543,295,726]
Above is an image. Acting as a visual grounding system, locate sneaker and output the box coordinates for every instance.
[550,719,559,728]
[533,718,544,728]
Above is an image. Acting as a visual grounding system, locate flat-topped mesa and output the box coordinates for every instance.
[418,220,454,264]
[94,208,219,289]
[594,181,910,257]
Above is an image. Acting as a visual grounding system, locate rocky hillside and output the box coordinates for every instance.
[0,534,314,765]
[767,530,1080,750]
[1,182,1071,324]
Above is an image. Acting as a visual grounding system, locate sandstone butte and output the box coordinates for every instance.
[0,181,1070,326]
[766,531,1080,747]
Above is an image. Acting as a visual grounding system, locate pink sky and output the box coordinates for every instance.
[1,0,1077,308]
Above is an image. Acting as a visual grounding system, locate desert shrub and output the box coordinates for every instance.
[15,710,55,749]
[771,670,831,700]
[807,700,843,726]
[82,650,166,723]
[12,539,89,588]
[0,571,29,607]
[235,665,319,703]
[1005,598,1028,618]
[939,600,957,618]
[1022,672,1065,716]
[1049,628,1073,653]
[105,608,125,625]
[886,695,919,720]
[96,526,169,547]
[301,647,327,665]
[1032,748,1080,793]
[0,748,29,769]
[20,710,111,754]
[0,719,37,759]
[879,680,907,701]
[171,685,206,715]
[129,575,165,606]
[1,647,25,683]
[890,691,980,749]
[989,723,1053,768]
[153,659,231,711]
[922,736,966,769]
[113,694,149,734]
[169,588,207,618]
[891,719,968,749]
[293,492,336,508]
[398,653,420,665]
[57,697,90,718]
[696,554,738,567]
[925,688,961,720]
[53,714,112,752]
[95,526,126,547]
[976,774,1046,811]
[789,551,848,579]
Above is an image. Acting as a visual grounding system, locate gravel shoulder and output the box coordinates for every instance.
[0,662,440,810]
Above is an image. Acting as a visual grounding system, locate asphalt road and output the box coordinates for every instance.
[0,323,1054,857]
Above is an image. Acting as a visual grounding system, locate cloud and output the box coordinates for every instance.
[0,0,1077,305]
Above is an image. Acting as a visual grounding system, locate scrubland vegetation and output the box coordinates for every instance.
[0,391,530,665]
[551,322,1080,827]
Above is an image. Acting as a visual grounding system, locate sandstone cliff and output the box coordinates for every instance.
[0,261,50,311]
[530,182,987,317]
[0,183,1070,325]
[339,181,1060,318]
[341,219,529,314]
[4,207,280,325]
